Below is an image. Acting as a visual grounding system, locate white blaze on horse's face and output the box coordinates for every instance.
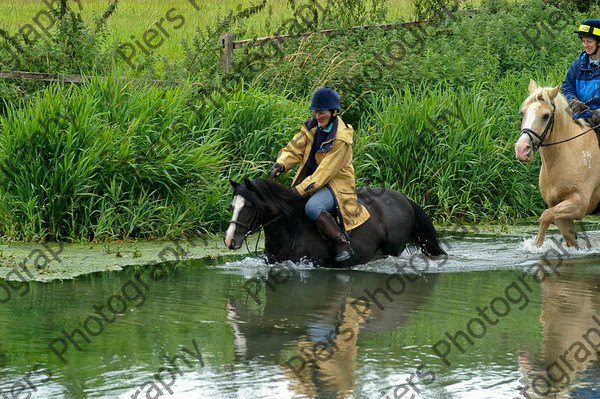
[515,101,542,162]
[224,195,246,249]
[522,101,541,132]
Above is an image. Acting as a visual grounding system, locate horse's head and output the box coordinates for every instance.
[224,179,258,250]
[515,79,568,162]
[223,178,296,250]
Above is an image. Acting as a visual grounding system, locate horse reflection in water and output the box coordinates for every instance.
[226,269,438,398]
[517,265,600,398]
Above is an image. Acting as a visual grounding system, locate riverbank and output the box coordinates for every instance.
[0,235,247,282]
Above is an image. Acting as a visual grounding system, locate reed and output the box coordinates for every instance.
[0,0,592,241]
[354,77,545,222]
[0,76,225,240]
[0,75,311,241]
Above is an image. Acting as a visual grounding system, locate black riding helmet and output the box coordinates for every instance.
[576,19,600,56]
[576,19,600,39]
[309,87,341,111]
[308,87,341,127]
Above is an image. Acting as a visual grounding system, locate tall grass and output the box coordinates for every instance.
[189,81,306,166]
[354,74,544,222]
[0,77,309,241]
[0,76,225,241]
[0,0,592,241]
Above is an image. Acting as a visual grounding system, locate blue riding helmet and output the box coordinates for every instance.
[576,19,600,40]
[308,87,341,111]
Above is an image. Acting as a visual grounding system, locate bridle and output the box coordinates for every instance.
[520,103,556,151]
[229,204,284,256]
[521,101,600,149]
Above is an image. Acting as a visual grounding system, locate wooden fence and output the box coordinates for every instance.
[0,9,478,82]
[0,70,175,86]
[219,9,478,73]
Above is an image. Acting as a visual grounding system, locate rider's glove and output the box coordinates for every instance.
[569,98,589,116]
[592,109,600,125]
[269,163,285,180]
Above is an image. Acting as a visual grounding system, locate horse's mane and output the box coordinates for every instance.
[521,86,583,133]
[235,178,300,220]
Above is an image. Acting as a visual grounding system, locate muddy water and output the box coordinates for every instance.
[2,224,600,398]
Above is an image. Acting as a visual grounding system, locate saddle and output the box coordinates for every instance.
[583,118,600,146]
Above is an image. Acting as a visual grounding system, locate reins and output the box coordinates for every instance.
[242,213,284,257]
[539,123,600,147]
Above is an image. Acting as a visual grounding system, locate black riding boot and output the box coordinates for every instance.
[314,211,354,262]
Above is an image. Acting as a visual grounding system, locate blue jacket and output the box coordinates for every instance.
[562,51,600,119]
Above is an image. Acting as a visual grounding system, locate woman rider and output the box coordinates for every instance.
[564,19,600,124]
[269,87,370,263]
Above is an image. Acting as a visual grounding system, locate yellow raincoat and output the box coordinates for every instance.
[275,116,370,231]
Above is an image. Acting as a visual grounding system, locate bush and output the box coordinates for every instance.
[0,0,118,74]
[412,0,461,21]
[543,0,597,12]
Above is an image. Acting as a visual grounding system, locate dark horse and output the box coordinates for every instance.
[224,178,446,267]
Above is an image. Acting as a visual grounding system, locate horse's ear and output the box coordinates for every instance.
[229,179,239,189]
[528,79,538,94]
[548,83,562,100]
[243,178,253,190]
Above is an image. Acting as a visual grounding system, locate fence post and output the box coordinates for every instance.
[220,32,234,73]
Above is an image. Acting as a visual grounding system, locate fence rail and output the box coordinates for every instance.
[0,70,85,83]
[0,70,176,86]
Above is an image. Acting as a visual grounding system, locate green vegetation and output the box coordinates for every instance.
[0,77,305,241]
[0,77,223,240]
[0,0,445,57]
[0,0,597,241]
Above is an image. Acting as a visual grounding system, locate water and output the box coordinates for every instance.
[2,225,600,399]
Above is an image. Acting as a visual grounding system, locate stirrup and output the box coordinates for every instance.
[334,244,354,262]
[335,250,353,262]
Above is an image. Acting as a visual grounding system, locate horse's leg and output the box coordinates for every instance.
[382,241,407,257]
[554,219,578,248]
[534,197,586,247]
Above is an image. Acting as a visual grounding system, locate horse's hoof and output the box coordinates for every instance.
[565,240,579,248]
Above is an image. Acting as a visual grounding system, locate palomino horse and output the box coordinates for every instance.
[514,79,600,247]
[223,178,446,267]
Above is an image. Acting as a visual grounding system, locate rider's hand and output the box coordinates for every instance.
[592,109,600,125]
[269,163,285,180]
[569,98,589,116]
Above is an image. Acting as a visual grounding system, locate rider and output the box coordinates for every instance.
[564,19,600,124]
[269,87,370,263]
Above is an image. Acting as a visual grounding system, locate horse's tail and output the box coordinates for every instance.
[409,200,446,256]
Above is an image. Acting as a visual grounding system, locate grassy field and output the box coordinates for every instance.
[0,0,479,59]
